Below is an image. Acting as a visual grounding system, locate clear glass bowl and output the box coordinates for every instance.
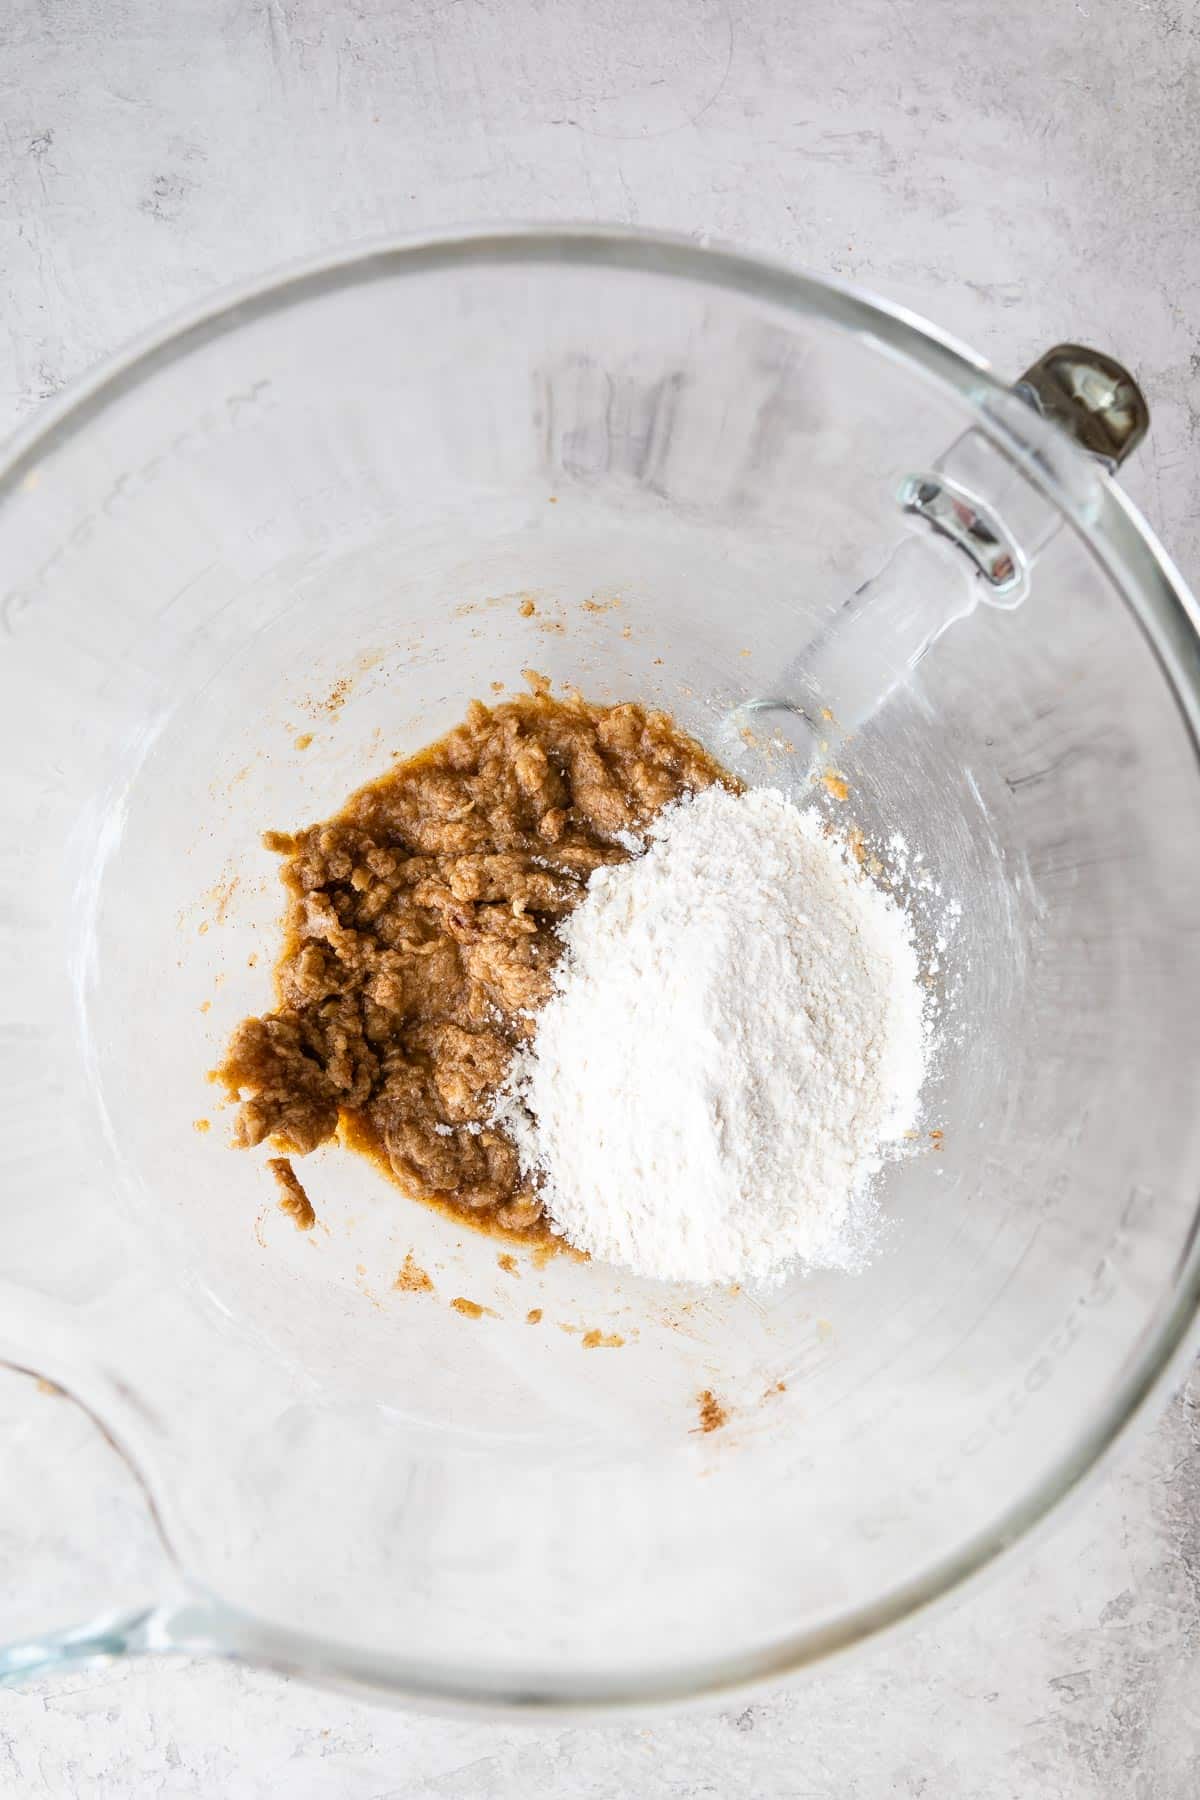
[2,227,1200,1710]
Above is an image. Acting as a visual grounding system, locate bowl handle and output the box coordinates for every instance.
[720,341,1152,761]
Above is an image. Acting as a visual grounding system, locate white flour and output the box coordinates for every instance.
[499,785,929,1286]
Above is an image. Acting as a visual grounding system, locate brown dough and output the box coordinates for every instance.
[216,690,728,1234]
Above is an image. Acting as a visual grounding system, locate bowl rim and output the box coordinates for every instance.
[4,222,1200,1711]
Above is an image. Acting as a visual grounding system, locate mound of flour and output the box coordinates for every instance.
[499,785,929,1286]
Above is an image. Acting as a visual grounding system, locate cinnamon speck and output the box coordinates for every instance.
[268,1157,315,1230]
[497,1253,519,1276]
[929,1128,945,1151]
[519,598,537,618]
[193,1118,211,1134]
[820,706,835,722]
[581,1329,625,1349]
[294,733,313,750]
[548,495,558,504]
[35,1377,63,1397]
[490,681,505,693]
[199,1000,211,1013]
[525,1308,543,1324]
[394,1252,434,1294]
[694,1389,728,1434]
[821,771,850,802]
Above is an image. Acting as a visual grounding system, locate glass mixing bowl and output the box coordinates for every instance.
[2,227,1200,1710]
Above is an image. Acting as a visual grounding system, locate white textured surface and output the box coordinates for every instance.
[2,0,1199,1792]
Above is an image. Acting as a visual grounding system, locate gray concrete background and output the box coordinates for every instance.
[2,0,1199,1793]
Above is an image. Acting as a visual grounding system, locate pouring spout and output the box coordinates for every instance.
[0,1602,174,1685]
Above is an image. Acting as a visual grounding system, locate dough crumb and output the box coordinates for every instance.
[394,1252,434,1293]
[450,1296,496,1319]
[581,1329,624,1349]
[267,1156,315,1230]
[694,1389,728,1434]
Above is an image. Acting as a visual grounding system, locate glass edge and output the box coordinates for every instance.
[0,221,991,499]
